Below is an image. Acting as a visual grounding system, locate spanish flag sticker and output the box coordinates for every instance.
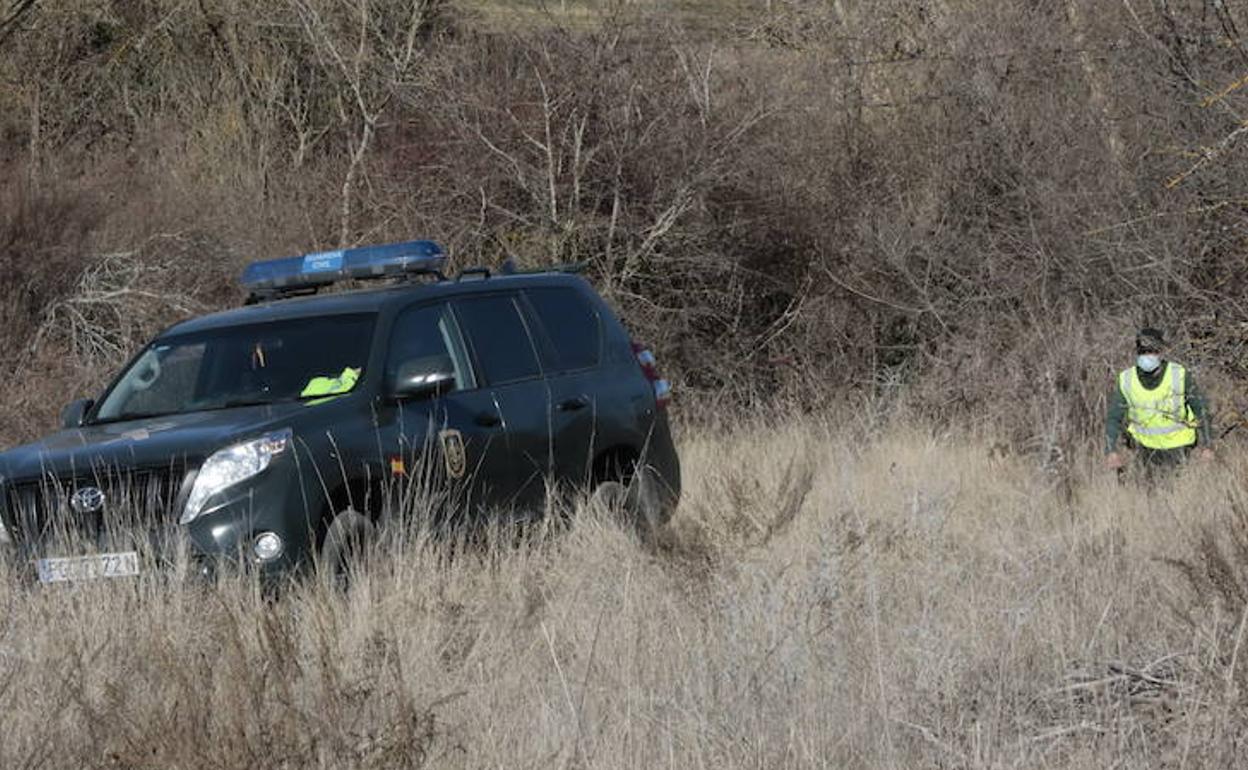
[389,456,406,477]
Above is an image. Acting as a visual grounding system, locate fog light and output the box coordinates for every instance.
[253,532,283,562]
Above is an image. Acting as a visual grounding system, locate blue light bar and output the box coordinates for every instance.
[242,240,447,292]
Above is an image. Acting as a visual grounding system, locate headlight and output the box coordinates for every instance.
[181,429,292,524]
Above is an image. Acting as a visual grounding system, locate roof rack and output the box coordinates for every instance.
[456,267,492,281]
[449,259,588,282]
[242,240,447,304]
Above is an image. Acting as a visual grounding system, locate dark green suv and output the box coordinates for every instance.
[0,241,679,582]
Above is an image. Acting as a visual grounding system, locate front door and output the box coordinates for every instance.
[382,302,512,519]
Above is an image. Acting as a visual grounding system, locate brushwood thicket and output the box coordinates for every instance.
[2,0,1247,446]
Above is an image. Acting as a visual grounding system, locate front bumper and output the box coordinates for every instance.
[182,464,320,576]
[1,463,321,580]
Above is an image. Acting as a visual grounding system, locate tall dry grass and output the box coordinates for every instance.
[2,419,1246,768]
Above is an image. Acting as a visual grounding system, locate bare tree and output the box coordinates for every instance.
[438,32,767,285]
[294,0,438,246]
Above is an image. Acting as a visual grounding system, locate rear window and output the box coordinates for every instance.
[525,287,601,372]
[453,295,542,385]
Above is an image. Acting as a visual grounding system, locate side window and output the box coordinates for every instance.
[525,287,602,372]
[453,294,541,385]
[386,303,473,391]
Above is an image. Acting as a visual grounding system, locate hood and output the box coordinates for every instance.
[0,402,310,482]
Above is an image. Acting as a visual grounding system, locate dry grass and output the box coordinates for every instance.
[2,419,1247,768]
[458,0,758,31]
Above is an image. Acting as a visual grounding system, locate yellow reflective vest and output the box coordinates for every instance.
[1117,362,1197,450]
[301,367,361,404]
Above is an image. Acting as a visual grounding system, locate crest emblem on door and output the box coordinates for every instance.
[439,429,467,479]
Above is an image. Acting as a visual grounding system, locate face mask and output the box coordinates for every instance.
[1137,354,1161,373]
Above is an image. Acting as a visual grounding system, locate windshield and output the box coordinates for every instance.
[93,314,376,423]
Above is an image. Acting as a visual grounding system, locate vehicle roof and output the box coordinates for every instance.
[163,272,588,336]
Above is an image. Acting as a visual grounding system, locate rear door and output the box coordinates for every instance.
[520,285,605,488]
[451,293,553,512]
[382,301,513,515]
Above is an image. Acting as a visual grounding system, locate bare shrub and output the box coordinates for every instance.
[0,180,100,341]
[2,0,1248,444]
[32,236,214,366]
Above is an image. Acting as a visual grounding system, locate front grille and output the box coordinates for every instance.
[4,465,189,547]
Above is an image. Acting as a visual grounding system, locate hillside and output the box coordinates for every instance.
[3,3,1248,767]
[2,0,1248,446]
[2,0,1246,451]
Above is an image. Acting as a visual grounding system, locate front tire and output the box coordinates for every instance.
[319,508,374,588]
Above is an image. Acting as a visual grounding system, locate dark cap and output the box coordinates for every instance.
[1136,327,1165,353]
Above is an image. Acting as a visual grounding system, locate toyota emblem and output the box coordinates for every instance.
[70,486,106,515]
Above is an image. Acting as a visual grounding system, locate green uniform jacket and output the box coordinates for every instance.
[1105,361,1211,454]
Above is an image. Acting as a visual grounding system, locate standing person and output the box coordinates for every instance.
[1105,328,1214,472]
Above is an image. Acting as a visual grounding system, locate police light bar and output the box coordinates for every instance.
[241,240,447,291]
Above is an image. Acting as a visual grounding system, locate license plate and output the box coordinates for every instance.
[35,552,140,584]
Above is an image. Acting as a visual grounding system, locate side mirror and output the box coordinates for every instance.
[61,399,94,429]
[389,355,456,401]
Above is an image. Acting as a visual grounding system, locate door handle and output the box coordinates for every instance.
[475,411,502,427]
[557,396,589,412]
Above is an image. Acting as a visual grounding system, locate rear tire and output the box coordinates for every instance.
[625,465,667,538]
[319,509,374,589]
[589,480,629,515]
[590,462,666,538]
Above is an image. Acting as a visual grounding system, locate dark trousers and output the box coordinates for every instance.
[1130,444,1193,482]
[1139,445,1191,467]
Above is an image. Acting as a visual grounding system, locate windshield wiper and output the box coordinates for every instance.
[89,410,176,426]
[217,397,297,410]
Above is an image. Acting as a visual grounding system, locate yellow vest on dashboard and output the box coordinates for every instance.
[301,367,361,405]
[1118,362,1197,450]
